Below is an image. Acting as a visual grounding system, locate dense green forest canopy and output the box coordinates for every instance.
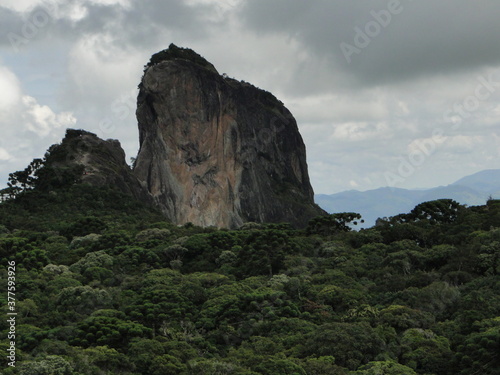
[1,152,500,374]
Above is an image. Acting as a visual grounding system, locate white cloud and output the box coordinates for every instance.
[287,92,390,124]
[0,64,77,186]
[437,135,480,154]
[0,0,39,12]
[330,121,391,142]
[349,180,359,188]
[65,2,89,22]
[60,32,146,158]
[87,0,130,6]
[1,0,126,18]
[22,95,76,137]
[0,66,22,111]
[0,148,11,161]
[65,33,144,106]
[184,0,241,21]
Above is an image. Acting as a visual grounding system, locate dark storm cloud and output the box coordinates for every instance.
[121,0,216,47]
[0,0,215,51]
[239,0,500,86]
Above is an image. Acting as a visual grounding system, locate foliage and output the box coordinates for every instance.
[19,355,73,375]
[351,361,417,375]
[0,169,499,375]
[146,43,217,73]
[307,212,364,235]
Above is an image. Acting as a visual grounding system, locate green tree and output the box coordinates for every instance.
[317,285,366,313]
[55,286,111,319]
[61,216,107,239]
[408,199,463,224]
[378,305,434,332]
[19,355,73,375]
[150,354,187,375]
[300,322,385,370]
[254,358,307,375]
[236,230,295,277]
[72,309,152,349]
[83,346,131,373]
[307,213,364,236]
[400,328,452,374]
[135,228,171,242]
[351,360,417,375]
[301,356,347,375]
[128,338,165,372]
[188,359,251,375]
[6,158,44,194]
[454,318,500,375]
[69,250,113,274]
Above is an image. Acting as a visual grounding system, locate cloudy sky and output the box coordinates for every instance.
[1,0,500,194]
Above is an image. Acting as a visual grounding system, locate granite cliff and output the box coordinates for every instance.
[133,44,325,228]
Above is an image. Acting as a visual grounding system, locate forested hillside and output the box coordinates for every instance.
[1,157,500,374]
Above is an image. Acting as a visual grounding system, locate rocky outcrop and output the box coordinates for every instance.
[133,44,325,228]
[52,129,153,204]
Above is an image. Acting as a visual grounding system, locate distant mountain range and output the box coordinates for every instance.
[315,169,500,228]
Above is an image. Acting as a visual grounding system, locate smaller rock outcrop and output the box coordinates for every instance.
[46,129,153,204]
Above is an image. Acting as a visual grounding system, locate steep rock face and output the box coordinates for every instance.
[134,45,325,228]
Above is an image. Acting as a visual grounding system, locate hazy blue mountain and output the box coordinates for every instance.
[316,169,500,228]
[452,169,500,194]
[315,188,426,229]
